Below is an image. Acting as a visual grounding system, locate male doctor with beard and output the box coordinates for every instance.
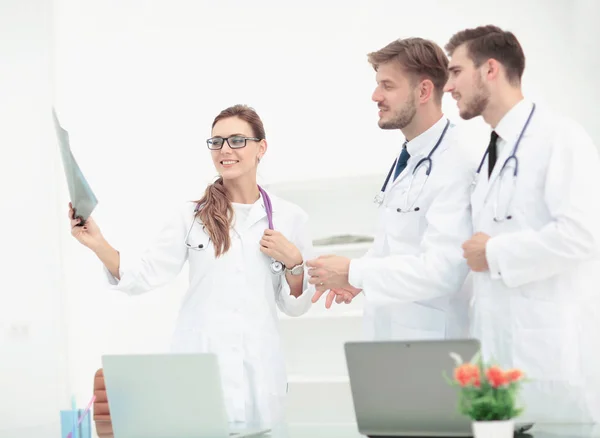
[307,37,476,341]
[444,25,600,423]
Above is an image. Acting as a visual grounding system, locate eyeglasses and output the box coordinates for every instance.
[206,136,260,150]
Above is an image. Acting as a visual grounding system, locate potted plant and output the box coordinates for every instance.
[445,352,525,438]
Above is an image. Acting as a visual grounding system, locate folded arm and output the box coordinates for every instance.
[486,122,600,287]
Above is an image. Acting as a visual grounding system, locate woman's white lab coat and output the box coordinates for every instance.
[470,100,600,423]
[104,190,314,428]
[348,117,475,341]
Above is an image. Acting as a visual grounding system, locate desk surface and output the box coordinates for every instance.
[7,422,600,438]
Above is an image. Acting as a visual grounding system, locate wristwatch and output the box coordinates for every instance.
[285,261,305,275]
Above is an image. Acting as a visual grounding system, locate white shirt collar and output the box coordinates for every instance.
[494,98,534,146]
[405,115,448,157]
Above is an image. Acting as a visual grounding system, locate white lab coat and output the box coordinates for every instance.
[348,116,475,341]
[470,99,600,423]
[104,190,314,428]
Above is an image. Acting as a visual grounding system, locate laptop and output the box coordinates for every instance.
[101,353,270,438]
[344,339,533,437]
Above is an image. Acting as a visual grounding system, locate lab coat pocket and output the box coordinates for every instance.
[510,296,582,384]
[186,222,213,266]
[509,164,545,221]
[384,203,424,247]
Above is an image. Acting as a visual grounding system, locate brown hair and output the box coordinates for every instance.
[445,25,525,85]
[367,37,449,103]
[195,104,266,257]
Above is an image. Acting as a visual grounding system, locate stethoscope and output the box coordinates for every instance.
[471,103,536,222]
[184,185,285,275]
[374,119,451,212]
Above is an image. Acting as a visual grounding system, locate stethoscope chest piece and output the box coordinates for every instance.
[270,260,284,274]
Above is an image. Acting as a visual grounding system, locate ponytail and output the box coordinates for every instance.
[195,177,233,257]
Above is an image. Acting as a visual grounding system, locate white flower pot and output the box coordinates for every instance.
[472,420,515,438]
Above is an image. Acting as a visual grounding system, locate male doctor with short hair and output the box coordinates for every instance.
[444,24,600,423]
[307,37,475,341]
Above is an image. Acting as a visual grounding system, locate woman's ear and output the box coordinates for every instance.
[258,139,268,161]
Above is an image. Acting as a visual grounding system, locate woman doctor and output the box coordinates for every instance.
[68,104,314,429]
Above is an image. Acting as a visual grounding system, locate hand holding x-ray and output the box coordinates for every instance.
[52,107,98,225]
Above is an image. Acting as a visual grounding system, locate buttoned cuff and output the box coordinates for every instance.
[278,276,313,317]
[348,258,367,290]
[485,237,502,280]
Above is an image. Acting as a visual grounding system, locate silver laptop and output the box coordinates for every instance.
[101,353,270,438]
[344,339,487,437]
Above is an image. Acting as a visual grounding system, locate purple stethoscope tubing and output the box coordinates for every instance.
[258,185,285,274]
[187,185,285,275]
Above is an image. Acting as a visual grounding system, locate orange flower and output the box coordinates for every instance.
[504,368,524,383]
[486,366,508,388]
[454,363,480,387]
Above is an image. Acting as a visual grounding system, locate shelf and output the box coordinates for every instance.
[287,375,350,384]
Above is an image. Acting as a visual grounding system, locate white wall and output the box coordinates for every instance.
[570,0,600,143]
[54,0,598,417]
[0,0,71,431]
[1,0,598,431]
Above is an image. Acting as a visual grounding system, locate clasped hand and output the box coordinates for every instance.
[306,255,362,308]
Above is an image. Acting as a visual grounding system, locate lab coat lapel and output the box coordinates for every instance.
[470,170,489,229]
[388,157,413,191]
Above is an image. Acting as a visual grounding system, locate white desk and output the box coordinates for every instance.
[5,422,600,438]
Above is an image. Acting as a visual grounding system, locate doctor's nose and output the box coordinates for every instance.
[372,89,383,103]
[443,81,454,93]
[220,141,234,153]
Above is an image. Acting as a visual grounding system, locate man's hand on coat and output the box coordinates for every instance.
[462,232,491,272]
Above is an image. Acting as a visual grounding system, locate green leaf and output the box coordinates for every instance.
[468,350,481,365]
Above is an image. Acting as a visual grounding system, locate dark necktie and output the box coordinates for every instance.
[488,131,499,178]
[393,142,410,181]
